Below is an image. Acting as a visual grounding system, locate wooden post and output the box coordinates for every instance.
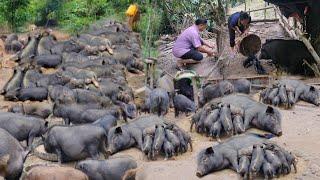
[293,18,297,29]
[216,27,223,56]
[245,0,247,11]
[191,76,199,108]
[145,63,149,86]
[264,2,267,21]
[150,65,154,89]
[145,58,157,89]
[225,0,229,17]
[151,61,156,88]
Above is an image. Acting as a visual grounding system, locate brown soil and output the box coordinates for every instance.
[0,26,320,180]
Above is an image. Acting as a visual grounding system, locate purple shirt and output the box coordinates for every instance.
[172,25,203,58]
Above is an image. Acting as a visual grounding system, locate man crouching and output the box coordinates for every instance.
[173,19,215,68]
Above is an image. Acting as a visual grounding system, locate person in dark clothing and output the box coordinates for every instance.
[228,11,251,51]
[264,0,310,27]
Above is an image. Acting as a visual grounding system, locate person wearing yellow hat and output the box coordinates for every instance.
[126,4,140,30]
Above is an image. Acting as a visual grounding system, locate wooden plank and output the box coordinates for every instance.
[206,75,270,82]
[204,75,271,90]
[247,6,273,13]
[134,86,146,95]
[251,18,279,23]
[251,84,268,89]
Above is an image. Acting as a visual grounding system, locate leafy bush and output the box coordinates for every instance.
[138,3,162,57]
[0,0,30,31]
[28,0,62,26]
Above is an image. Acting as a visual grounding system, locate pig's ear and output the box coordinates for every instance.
[41,134,45,142]
[0,154,10,164]
[310,86,316,92]
[115,127,122,134]
[266,106,274,114]
[205,147,214,155]
[45,121,49,127]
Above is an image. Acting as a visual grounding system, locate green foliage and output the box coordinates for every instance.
[28,0,63,26]
[57,0,123,33]
[230,0,245,7]
[0,0,30,31]
[0,0,230,56]
[138,3,162,57]
[159,0,226,33]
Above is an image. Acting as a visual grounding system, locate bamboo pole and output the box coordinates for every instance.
[227,6,274,17]
[275,6,298,39]
[297,29,320,65]
[274,6,320,72]
[303,60,320,77]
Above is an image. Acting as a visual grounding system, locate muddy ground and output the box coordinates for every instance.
[1,25,320,180]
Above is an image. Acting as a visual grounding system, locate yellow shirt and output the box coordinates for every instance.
[126,4,139,17]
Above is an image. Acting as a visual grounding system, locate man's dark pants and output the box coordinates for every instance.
[180,48,203,61]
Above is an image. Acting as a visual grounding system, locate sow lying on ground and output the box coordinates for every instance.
[191,94,282,140]
[107,115,192,160]
[260,79,320,107]
[196,134,297,179]
[76,156,137,180]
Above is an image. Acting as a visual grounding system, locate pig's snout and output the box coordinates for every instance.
[196,171,203,177]
[106,149,114,156]
[276,131,282,136]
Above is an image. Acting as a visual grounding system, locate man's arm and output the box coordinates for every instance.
[197,46,214,56]
[202,40,214,49]
[233,26,242,35]
[192,33,214,56]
